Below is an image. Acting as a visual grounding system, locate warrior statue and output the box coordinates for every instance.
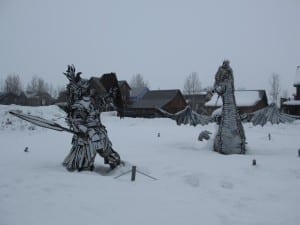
[62,65,122,171]
[213,60,246,154]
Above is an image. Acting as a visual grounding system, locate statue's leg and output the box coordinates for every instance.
[96,148,121,169]
[105,149,121,169]
[91,128,121,169]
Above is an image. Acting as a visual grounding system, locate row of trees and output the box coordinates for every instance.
[0,73,151,100]
[0,74,64,99]
[1,71,284,106]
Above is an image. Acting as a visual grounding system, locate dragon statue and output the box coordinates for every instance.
[212,60,246,154]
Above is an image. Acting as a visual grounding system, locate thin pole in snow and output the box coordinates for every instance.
[131,166,136,181]
[114,165,158,181]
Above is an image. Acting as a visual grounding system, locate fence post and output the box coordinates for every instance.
[131,166,136,181]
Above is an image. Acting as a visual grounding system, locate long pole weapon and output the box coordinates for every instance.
[9,110,76,134]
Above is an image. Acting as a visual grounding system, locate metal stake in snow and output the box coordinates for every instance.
[114,166,158,181]
[268,133,271,140]
[131,166,136,181]
[252,159,256,166]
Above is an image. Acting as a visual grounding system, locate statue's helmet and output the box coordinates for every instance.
[75,78,90,96]
[222,60,230,67]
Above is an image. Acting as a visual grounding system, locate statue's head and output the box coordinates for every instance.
[222,60,230,68]
[79,79,90,97]
[213,60,234,95]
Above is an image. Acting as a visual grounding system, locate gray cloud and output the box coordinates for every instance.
[0,0,299,95]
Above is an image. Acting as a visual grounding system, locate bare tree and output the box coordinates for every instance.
[26,75,49,94]
[130,73,149,89]
[50,84,65,99]
[269,73,281,105]
[183,72,202,95]
[183,72,202,110]
[4,73,23,95]
[0,78,3,92]
[281,89,289,99]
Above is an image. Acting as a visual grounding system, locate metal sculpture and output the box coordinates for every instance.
[159,61,246,154]
[158,106,211,126]
[62,65,122,171]
[212,60,246,154]
[251,103,294,126]
[10,65,123,172]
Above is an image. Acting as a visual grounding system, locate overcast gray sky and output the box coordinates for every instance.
[0,0,300,95]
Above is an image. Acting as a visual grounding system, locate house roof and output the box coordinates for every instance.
[24,91,52,99]
[184,92,211,103]
[118,80,131,89]
[294,66,300,86]
[130,87,149,97]
[129,89,183,109]
[283,100,300,106]
[205,90,267,107]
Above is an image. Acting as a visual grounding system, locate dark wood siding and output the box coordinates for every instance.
[163,92,187,113]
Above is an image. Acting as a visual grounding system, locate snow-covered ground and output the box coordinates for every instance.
[1,105,300,225]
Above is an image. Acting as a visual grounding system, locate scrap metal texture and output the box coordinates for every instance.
[213,61,246,154]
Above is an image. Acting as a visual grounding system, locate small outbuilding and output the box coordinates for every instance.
[25,91,54,106]
[0,92,27,105]
[281,66,300,116]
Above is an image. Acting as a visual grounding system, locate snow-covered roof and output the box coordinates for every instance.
[183,91,208,96]
[283,100,300,106]
[205,90,264,107]
[294,66,300,86]
[24,91,37,98]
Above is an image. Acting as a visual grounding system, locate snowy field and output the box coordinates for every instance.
[1,105,300,225]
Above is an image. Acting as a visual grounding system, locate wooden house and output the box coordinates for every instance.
[129,87,149,103]
[118,80,131,107]
[25,91,54,106]
[125,89,187,118]
[184,92,212,115]
[0,92,27,105]
[0,91,54,106]
[281,66,300,116]
[204,90,268,116]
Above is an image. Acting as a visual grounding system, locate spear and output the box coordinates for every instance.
[9,110,75,134]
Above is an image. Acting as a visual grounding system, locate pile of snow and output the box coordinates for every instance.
[0,105,66,132]
[0,105,300,225]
